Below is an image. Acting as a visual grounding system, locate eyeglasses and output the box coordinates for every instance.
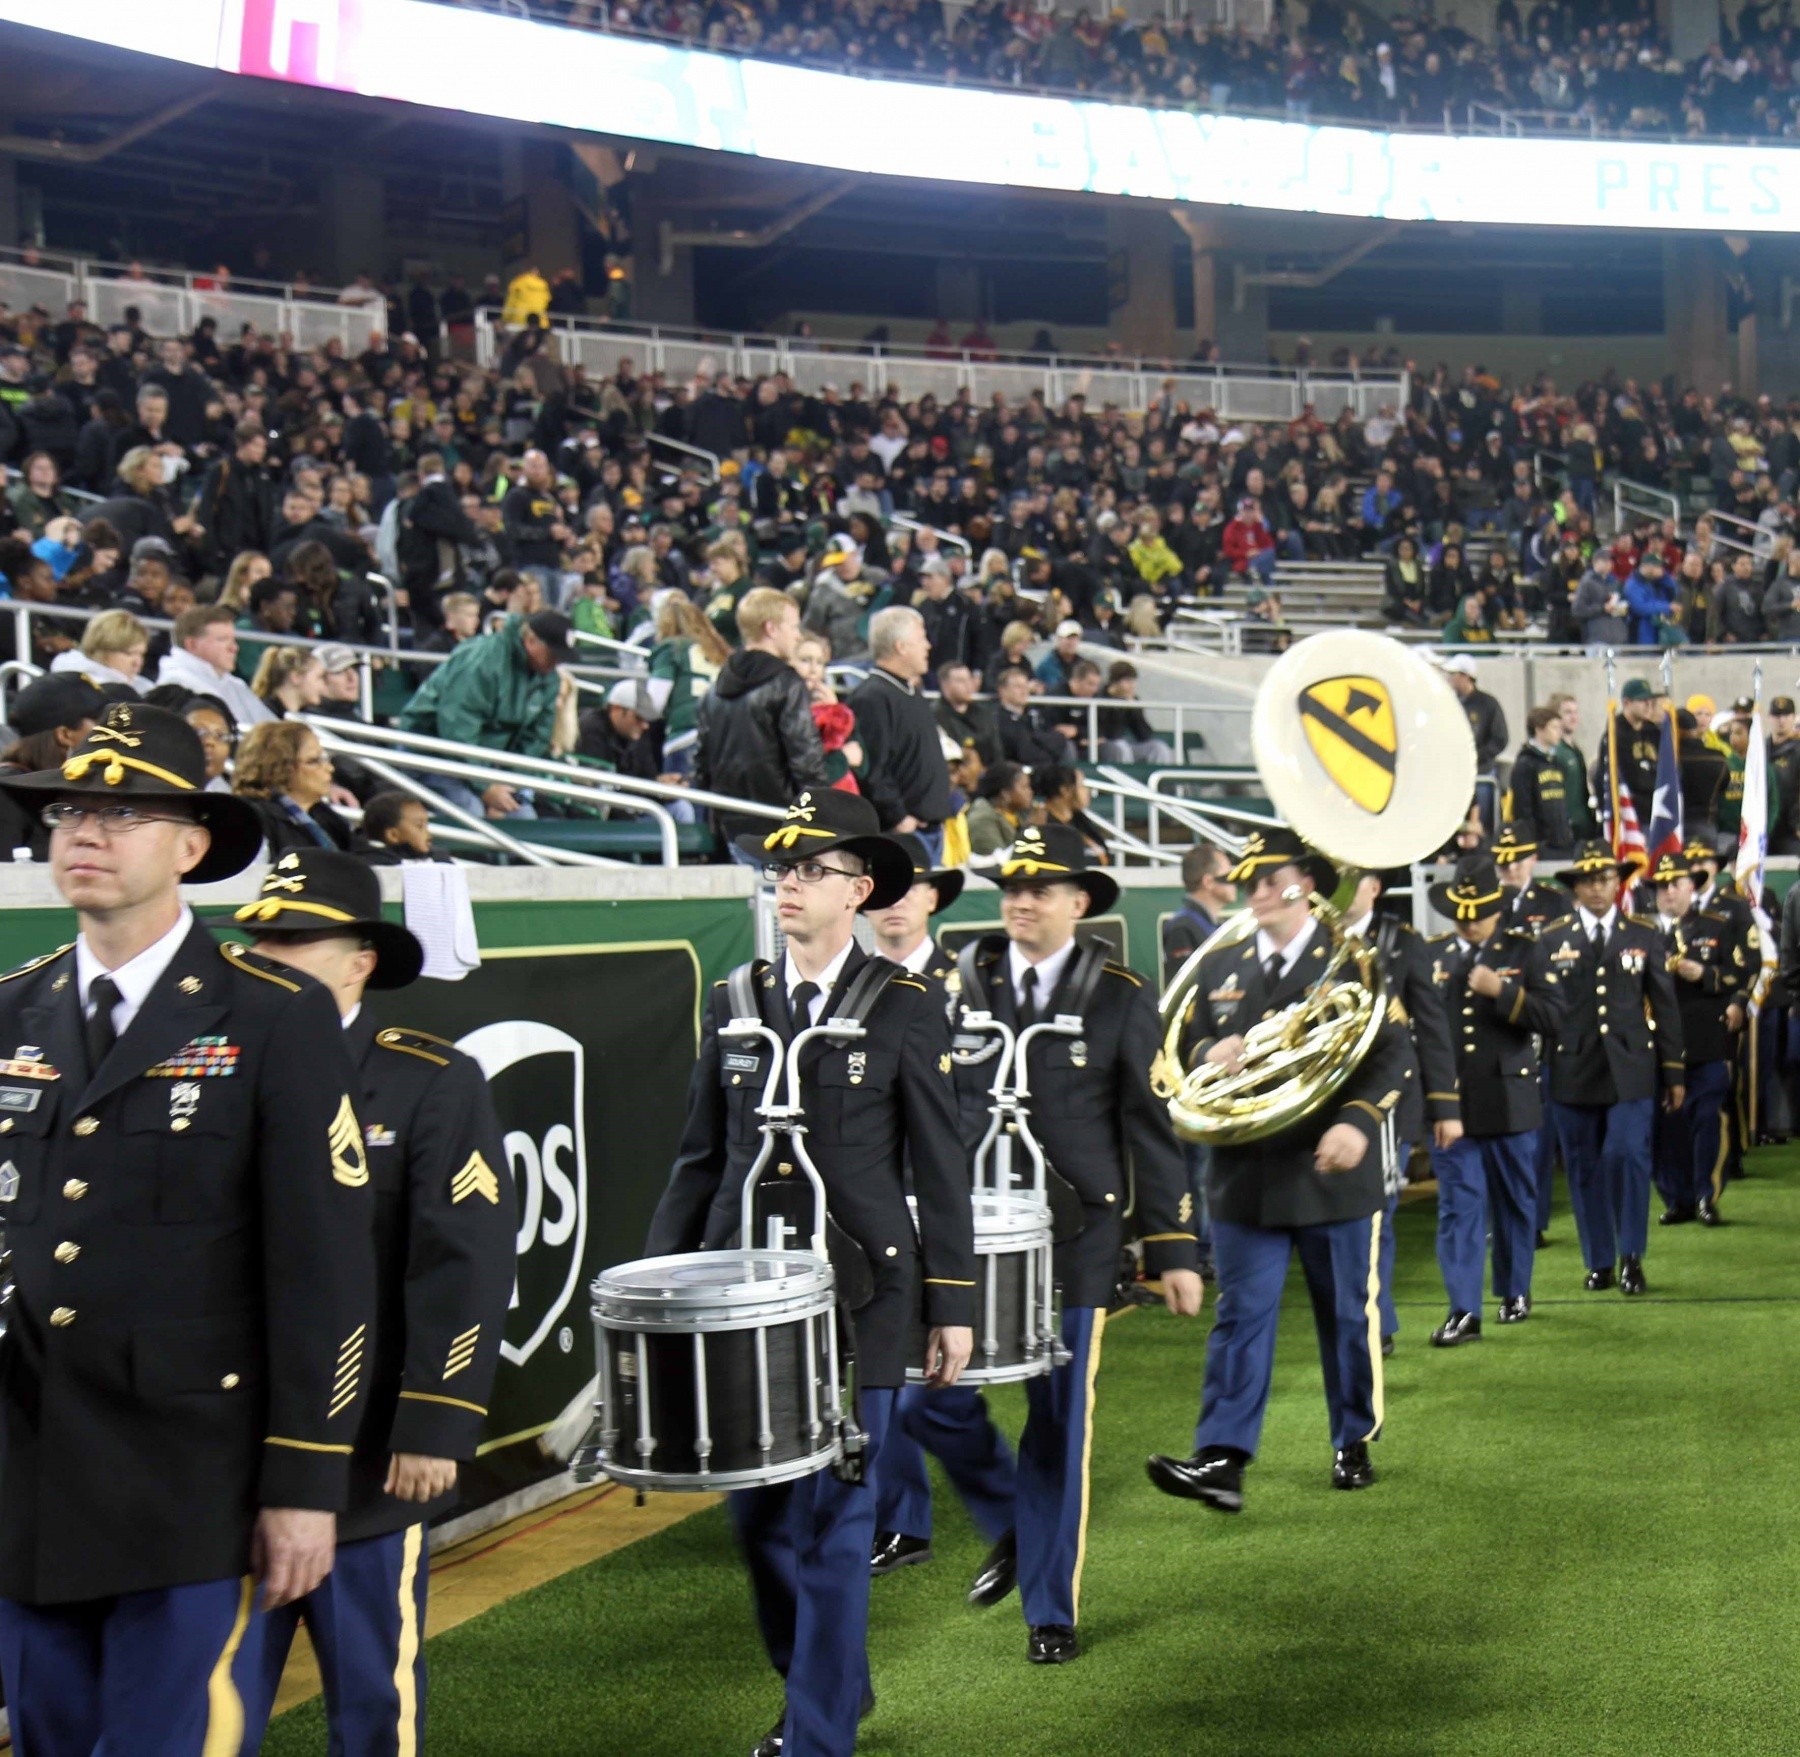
[762,860,862,886]
[191,727,233,747]
[298,754,333,767]
[41,802,190,834]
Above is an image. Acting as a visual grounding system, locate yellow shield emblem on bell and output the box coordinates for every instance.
[1298,676,1398,814]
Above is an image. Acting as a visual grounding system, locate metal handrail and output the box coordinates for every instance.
[294,715,787,824]
[890,514,972,558]
[303,723,681,865]
[647,434,722,485]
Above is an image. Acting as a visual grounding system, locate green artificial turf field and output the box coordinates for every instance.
[266,1150,1800,1757]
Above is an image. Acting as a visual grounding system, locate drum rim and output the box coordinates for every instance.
[592,1247,836,1318]
[587,1443,844,1493]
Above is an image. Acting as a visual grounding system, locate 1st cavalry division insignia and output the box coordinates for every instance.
[1298,675,1398,815]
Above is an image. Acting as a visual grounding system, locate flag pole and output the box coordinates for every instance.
[1604,646,1621,858]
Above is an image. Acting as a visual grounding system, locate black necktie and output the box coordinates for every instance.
[1263,951,1285,989]
[789,981,820,1036]
[1590,922,1606,954]
[1018,967,1039,1026]
[85,975,121,1076]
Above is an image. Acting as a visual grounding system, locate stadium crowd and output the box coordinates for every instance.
[526,0,1800,142]
[3,288,1800,858]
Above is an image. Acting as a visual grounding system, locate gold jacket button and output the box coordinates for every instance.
[0,1118,11,1134]
[53,1241,80,1265]
[49,1307,75,1328]
[170,1118,190,1133]
[778,1162,793,1177]
[62,1179,88,1200]
[885,1246,898,1258]
[1104,1192,1117,1204]
[220,1373,240,1390]
[72,1117,98,1137]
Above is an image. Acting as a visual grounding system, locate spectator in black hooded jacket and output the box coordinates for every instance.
[195,419,278,574]
[693,584,828,856]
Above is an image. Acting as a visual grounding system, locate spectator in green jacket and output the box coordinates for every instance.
[398,611,571,818]
[648,593,730,778]
[1547,692,1597,840]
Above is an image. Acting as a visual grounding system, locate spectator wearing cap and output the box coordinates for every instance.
[1767,696,1800,856]
[1762,549,1800,644]
[804,535,885,663]
[1097,660,1176,765]
[848,606,954,862]
[0,673,105,857]
[155,604,275,729]
[913,556,976,687]
[1034,620,1086,694]
[1687,694,1729,756]
[577,676,671,783]
[1442,655,1509,775]
[397,610,571,820]
[49,607,150,695]
[1622,550,1677,647]
[1597,678,1661,835]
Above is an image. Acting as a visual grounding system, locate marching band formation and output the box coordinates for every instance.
[0,637,1770,1757]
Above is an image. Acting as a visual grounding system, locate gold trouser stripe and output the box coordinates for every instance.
[1710,1097,1732,1202]
[1362,1212,1386,1443]
[265,1436,354,1454]
[393,1522,425,1757]
[1069,1308,1106,1628]
[201,1575,255,1757]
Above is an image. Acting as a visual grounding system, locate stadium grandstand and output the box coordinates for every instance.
[3,0,1800,1751]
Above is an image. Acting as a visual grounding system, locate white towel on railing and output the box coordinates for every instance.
[400,861,481,981]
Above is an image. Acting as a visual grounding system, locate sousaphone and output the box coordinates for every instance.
[1153,632,1477,1144]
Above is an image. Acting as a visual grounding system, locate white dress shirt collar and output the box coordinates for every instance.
[1255,913,1318,977]
[1008,937,1076,1012]
[890,937,936,976]
[1577,903,1619,938]
[76,907,195,1036]
[784,938,856,1028]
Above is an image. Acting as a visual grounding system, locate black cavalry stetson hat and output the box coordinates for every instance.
[1491,818,1538,864]
[736,788,914,911]
[1429,854,1508,923]
[233,849,425,989]
[981,821,1119,914]
[888,830,965,911]
[1556,838,1640,886]
[1646,851,1693,889]
[0,700,262,884]
[1223,825,1338,897]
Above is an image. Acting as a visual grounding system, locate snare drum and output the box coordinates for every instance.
[584,1248,848,1492]
[907,1192,1058,1385]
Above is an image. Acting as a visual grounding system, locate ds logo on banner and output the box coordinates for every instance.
[457,1020,589,1367]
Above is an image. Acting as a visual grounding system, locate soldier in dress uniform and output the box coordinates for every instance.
[1684,835,1760,1181]
[1421,856,1564,1344]
[865,835,1011,1581]
[1493,820,1567,1247]
[0,702,376,1753]
[923,823,1202,1666]
[236,850,517,1755]
[1647,853,1747,1229]
[1539,840,1685,1296]
[1339,870,1461,1356]
[647,790,975,1757]
[1146,828,1415,1513]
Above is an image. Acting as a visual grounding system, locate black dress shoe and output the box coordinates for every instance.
[1144,1449,1245,1512]
[1428,1310,1481,1348]
[1496,1295,1531,1324]
[1380,1333,1395,1358]
[1584,1266,1616,1291]
[1697,1197,1724,1227]
[968,1531,1017,1607]
[1331,1441,1376,1490]
[752,1690,875,1754]
[1619,1255,1647,1296]
[1659,1204,1697,1226]
[1028,1624,1079,1665]
[1536,1230,1551,1248]
[869,1531,932,1575]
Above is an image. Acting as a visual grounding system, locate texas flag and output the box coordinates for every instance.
[1645,709,1684,867]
